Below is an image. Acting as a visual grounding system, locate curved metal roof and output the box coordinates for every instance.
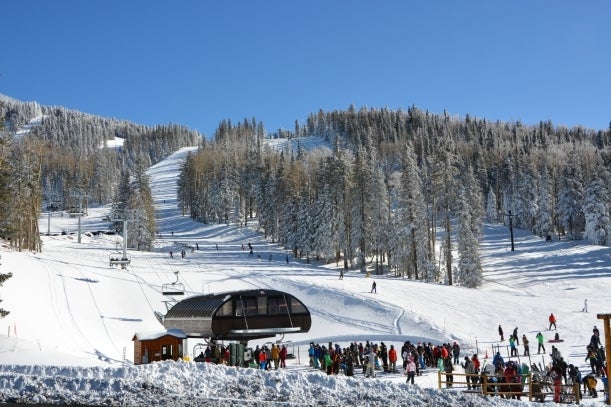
[164,289,297,319]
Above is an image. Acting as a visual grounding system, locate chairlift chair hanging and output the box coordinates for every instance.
[109,253,131,268]
[162,271,185,296]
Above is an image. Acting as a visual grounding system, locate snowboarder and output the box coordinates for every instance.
[498,325,504,341]
[582,298,588,312]
[339,270,344,279]
[548,313,557,330]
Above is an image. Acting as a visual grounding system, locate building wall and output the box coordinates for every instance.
[133,335,184,365]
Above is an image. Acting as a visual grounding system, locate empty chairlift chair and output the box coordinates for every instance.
[162,271,185,296]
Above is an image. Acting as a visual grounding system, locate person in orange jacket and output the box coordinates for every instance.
[271,344,280,370]
[548,313,557,330]
[388,345,398,373]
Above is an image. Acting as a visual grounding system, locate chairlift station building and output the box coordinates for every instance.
[161,289,311,343]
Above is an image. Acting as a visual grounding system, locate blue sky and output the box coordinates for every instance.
[1,1,609,136]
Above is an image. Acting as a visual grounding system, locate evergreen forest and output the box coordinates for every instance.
[179,107,611,288]
[1,94,610,289]
[0,94,202,253]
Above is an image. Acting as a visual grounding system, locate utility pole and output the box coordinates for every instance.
[109,209,139,269]
[44,189,61,236]
[504,209,515,251]
[69,189,91,243]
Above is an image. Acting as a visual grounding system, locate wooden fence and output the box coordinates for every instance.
[437,371,582,404]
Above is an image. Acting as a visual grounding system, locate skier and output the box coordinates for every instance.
[370,280,377,293]
[548,313,557,330]
[536,332,546,354]
[498,325,504,341]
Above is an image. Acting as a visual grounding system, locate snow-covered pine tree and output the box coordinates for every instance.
[486,188,498,223]
[429,135,458,285]
[369,153,389,275]
[462,165,484,239]
[515,158,538,230]
[350,144,375,273]
[0,106,12,316]
[456,186,483,288]
[535,163,554,239]
[397,142,432,280]
[557,151,585,240]
[583,169,610,246]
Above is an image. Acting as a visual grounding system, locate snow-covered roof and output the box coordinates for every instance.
[132,328,186,341]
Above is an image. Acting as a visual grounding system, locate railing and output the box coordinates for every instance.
[437,371,582,404]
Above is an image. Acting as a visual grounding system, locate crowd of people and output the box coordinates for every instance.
[189,321,607,400]
[490,323,607,402]
[302,339,479,386]
[194,342,291,370]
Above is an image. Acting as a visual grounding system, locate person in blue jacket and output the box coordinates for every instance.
[492,351,505,369]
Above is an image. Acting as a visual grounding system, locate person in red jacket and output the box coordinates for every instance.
[258,347,267,370]
[279,345,288,368]
[549,313,557,330]
[388,345,398,373]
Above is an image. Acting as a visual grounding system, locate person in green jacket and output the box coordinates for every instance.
[536,332,546,354]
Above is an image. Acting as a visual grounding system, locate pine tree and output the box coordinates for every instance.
[456,187,483,288]
[583,169,610,246]
[397,142,432,280]
[557,151,585,239]
[486,188,498,223]
[0,106,12,317]
[535,163,554,239]
[429,135,458,285]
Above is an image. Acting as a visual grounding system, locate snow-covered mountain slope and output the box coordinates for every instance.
[0,146,608,406]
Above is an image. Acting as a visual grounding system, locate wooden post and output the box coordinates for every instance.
[597,313,611,405]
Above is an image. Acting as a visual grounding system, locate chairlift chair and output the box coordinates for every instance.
[162,271,185,296]
[109,253,131,268]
